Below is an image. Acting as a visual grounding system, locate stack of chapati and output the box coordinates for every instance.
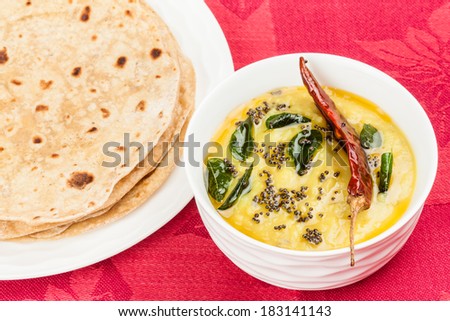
[0,0,195,240]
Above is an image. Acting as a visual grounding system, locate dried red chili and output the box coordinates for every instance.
[299,57,373,266]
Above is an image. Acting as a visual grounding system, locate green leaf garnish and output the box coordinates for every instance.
[229,117,254,162]
[288,129,323,176]
[360,124,382,149]
[218,164,253,210]
[206,158,233,202]
[266,113,311,129]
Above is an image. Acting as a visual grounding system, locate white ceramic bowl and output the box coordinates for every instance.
[185,53,438,290]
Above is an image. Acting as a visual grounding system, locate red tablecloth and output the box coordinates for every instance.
[1,0,449,301]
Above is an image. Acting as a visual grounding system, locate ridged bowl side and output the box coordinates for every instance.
[198,201,422,290]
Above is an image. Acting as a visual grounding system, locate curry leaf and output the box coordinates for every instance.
[288,129,323,176]
[229,117,254,162]
[360,124,382,149]
[207,158,233,202]
[218,164,253,210]
[266,113,311,129]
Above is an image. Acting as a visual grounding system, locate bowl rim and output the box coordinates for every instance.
[185,52,438,257]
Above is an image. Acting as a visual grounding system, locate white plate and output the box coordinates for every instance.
[0,0,234,280]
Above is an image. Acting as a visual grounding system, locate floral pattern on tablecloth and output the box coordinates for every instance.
[1,0,449,301]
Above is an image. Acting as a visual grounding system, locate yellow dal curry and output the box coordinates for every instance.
[206,86,415,251]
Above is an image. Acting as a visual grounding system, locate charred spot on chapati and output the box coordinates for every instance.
[71,67,82,77]
[33,136,43,144]
[80,6,91,22]
[35,105,49,112]
[67,172,94,190]
[136,100,146,112]
[100,108,110,118]
[116,56,127,68]
[0,47,9,64]
[40,80,53,90]
[150,48,162,59]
